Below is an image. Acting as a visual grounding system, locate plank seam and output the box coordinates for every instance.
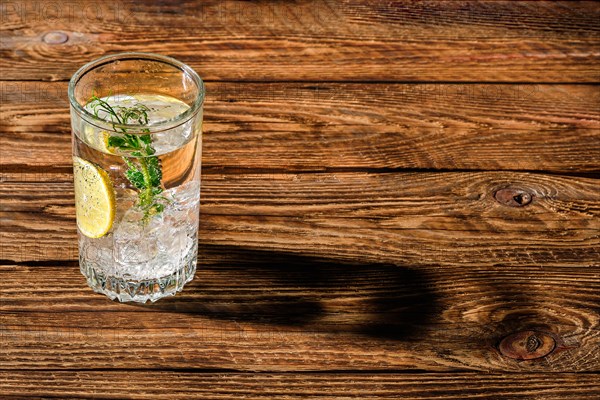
[1,79,600,85]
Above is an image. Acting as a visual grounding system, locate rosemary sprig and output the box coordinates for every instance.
[87,94,166,220]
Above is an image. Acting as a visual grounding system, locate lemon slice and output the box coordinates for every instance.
[82,126,115,154]
[73,156,116,238]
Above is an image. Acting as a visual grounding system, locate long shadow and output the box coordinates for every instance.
[140,244,441,340]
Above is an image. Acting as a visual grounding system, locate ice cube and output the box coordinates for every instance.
[152,125,192,154]
[153,182,200,260]
[169,180,200,206]
[157,227,192,261]
[79,234,113,265]
[162,181,200,228]
[113,207,160,264]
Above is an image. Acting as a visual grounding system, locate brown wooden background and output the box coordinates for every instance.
[1,1,599,398]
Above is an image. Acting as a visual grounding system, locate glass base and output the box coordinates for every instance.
[80,256,197,303]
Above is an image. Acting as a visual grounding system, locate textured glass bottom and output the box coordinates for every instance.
[80,252,197,303]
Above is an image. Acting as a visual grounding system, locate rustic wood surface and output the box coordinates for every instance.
[1,372,600,400]
[1,0,599,398]
[2,82,600,172]
[2,261,599,371]
[2,172,599,265]
[2,1,600,82]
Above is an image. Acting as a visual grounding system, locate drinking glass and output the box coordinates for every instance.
[68,53,204,302]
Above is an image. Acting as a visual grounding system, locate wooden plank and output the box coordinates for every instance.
[1,1,599,82]
[1,82,599,172]
[1,263,599,371]
[1,371,599,399]
[1,171,598,266]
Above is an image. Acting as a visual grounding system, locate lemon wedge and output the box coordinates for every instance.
[73,156,116,238]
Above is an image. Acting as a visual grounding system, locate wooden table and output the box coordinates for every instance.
[1,1,599,398]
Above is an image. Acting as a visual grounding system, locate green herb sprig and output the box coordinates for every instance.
[87,94,167,220]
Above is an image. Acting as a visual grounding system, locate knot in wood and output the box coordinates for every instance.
[494,187,532,207]
[526,334,542,352]
[499,331,556,360]
[42,31,69,44]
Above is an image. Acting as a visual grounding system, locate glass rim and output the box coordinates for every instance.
[68,52,205,134]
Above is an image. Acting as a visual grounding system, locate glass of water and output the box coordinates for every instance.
[68,53,204,302]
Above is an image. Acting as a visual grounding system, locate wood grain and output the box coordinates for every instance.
[1,261,599,372]
[1,1,599,82]
[1,0,599,394]
[1,82,599,172]
[1,371,599,399]
[1,171,598,265]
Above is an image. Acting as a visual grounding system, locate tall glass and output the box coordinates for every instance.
[68,53,204,303]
